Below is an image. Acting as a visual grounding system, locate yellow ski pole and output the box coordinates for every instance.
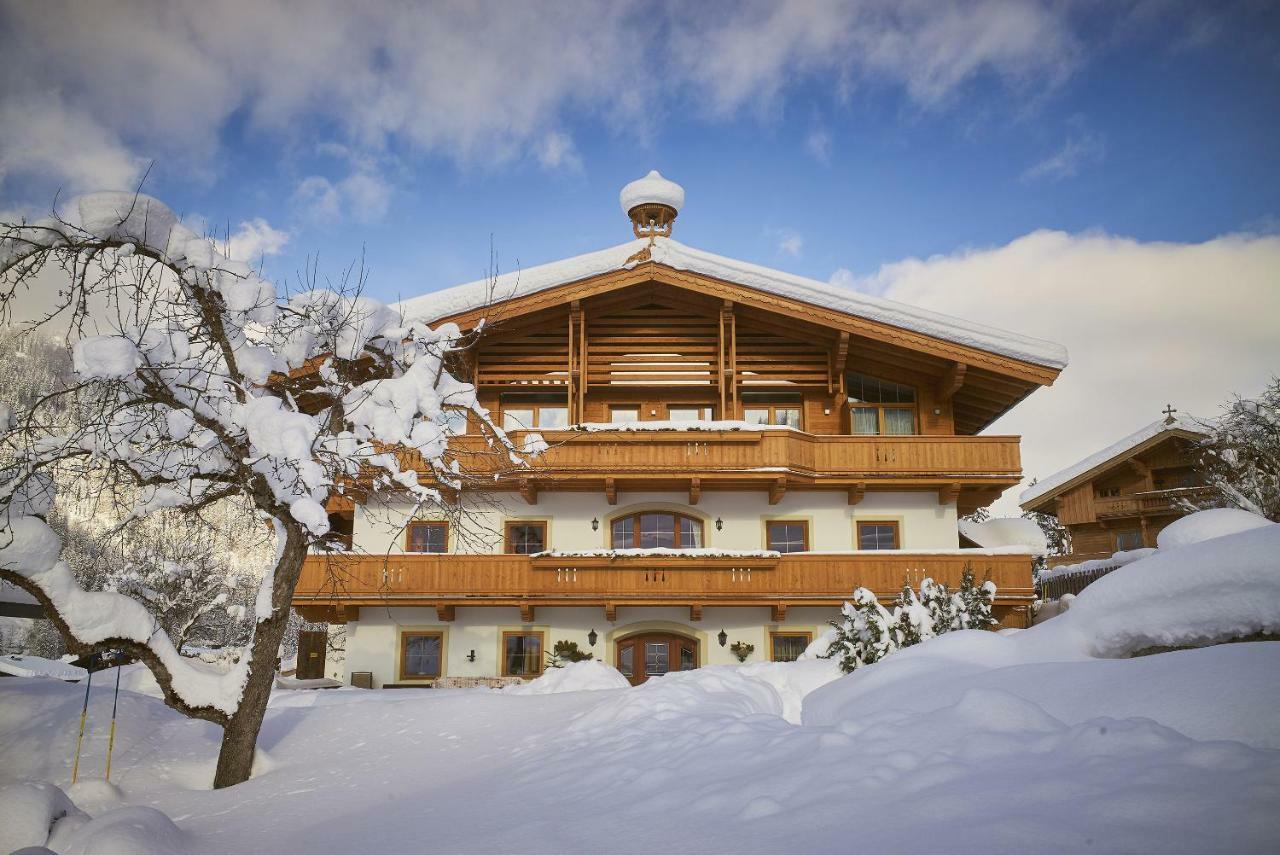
[71,664,93,786]
[105,658,122,781]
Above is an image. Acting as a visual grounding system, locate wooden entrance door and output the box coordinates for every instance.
[615,633,698,686]
[296,630,327,680]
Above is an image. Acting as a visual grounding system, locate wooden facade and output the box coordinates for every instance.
[294,551,1035,624]
[1021,424,1207,566]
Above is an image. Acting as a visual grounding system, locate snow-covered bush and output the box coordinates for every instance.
[827,566,998,672]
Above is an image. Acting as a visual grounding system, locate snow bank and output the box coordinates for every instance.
[1156,507,1273,550]
[0,781,87,853]
[0,654,86,681]
[503,660,630,695]
[958,516,1047,553]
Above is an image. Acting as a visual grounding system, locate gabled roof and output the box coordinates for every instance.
[396,237,1068,372]
[1020,415,1208,509]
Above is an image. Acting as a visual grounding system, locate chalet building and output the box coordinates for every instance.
[293,171,1067,687]
[1020,411,1208,567]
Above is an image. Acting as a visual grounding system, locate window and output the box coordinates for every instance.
[400,632,443,680]
[1116,530,1144,551]
[766,521,808,553]
[406,521,448,553]
[847,373,916,436]
[505,521,547,554]
[611,511,704,549]
[742,395,802,429]
[500,396,568,430]
[770,632,812,663]
[502,631,544,677]
[442,408,469,435]
[610,406,640,423]
[669,405,715,422]
[1096,486,1121,498]
[857,521,899,550]
[326,511,353,551]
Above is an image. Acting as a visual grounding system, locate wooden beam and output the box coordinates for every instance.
[771,603,787,623]
[769,477,787,505]
[689,477,701,505]
[937,361,967,402]
[830,331,850,394]
[938,483,962,506]
[519,479,538,505]
[343,605,360,623]
[847,483,866,506]
[605,477,617,505]
[689,603,703,622]
[436,604,455,622]
[604,602,617,622]
[520,602,535,624]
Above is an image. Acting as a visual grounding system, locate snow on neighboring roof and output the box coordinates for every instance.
[0,654,87,681]
[1021,415,1208,507]
[619,170,685,214]
[395,237,1069,370]
[958,517,1048,554]
[1,581,39,606]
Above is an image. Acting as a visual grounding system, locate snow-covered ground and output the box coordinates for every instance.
[2,517,1278,854]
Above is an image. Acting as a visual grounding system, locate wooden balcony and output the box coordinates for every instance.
[293,551,1035,622]
[1093,487,1208,520]
[409,429,1022,503]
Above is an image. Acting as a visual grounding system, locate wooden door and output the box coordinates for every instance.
[296,630,327,680]
[615,633,698,686]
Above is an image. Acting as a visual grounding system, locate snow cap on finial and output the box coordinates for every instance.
[620,170,684,239]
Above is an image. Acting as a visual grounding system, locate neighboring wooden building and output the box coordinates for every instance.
[1020,411,1208,567]
[293,171,1067,686]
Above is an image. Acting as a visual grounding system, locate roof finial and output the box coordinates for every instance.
[1162,403,1178,424]
[620,170,684,240]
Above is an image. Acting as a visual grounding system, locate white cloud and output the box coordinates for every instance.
[805,128,832,165]
[850,229,1280,514]
[226,218,290,264]
[292,171,390,224]
[772,229,804,257]
[1022,124,1106,182]
[534,131,583,171]
[0,0,1084,194]
[0,92,144,193]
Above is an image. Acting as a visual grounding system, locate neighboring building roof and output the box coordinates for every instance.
[395,236,1068,372]
[1020,415,1208,508]
[0,654,86,681]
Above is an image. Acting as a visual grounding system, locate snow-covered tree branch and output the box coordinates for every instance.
[0,191,521,787]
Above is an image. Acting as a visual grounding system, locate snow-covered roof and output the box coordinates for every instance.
[395,237,1068,370]
[1020,415,1208,507]
[619,170,685,214]
[0,654,87,681]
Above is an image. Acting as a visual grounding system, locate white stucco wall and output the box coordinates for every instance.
[343,604,837,688]
[353,489,959,555]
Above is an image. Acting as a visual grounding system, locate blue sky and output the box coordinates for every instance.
[2,0,1279,499]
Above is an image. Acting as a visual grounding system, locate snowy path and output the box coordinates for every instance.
[5,643,1280,854]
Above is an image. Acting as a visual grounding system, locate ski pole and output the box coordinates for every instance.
[71,664,93,786]
[105,659,122,782]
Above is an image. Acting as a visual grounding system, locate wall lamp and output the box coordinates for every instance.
[588,628,598,647]
[717,629,728,647]
[591,517,600,531]
[466,650,476,662]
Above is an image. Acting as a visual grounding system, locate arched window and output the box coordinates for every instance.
[611,511,704,549]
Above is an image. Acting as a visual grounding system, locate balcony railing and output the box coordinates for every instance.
[293,551,1035,614]
[1094,487,1208,519]
[406,429,1023,484]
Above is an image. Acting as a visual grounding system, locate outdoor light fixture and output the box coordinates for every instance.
[588,629,598,647]
[591,517,599,531]
[467,650,476,663]
[715,517,723,531]
[718,629,728,647]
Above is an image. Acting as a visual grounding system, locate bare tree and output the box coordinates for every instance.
[0,191,520,788]
[1183,379,1280,521]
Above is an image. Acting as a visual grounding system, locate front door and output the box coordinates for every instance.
[615,633,698,686]
[296,630,327,680]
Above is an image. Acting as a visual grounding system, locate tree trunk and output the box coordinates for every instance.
[212,521,308,789]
